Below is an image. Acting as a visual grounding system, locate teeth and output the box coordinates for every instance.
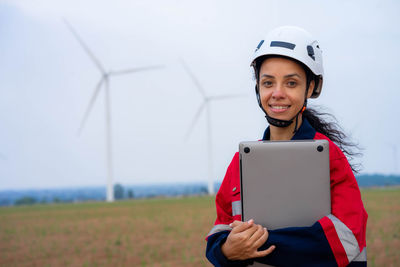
[271,106,288,109]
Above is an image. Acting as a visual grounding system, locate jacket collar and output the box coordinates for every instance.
[262,118,316,141]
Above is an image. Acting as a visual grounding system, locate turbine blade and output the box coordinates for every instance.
[180,59,206,98]
[109,65,165,76]
[209,94,247,101]
[185,102,207,140]
[63,18,106,74]
[77,77,104,136]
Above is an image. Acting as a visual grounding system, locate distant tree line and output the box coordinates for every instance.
[114,184,135,200]
[15,196,37,205]
[14,196,66,206]
[356,174,400,187]
[6,174,399,206]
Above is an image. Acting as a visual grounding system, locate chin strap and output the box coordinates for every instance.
[264,100,307,133]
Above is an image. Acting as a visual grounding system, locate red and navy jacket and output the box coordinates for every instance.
[206,118,368,267]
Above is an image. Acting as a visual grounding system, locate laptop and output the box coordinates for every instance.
[239,140,331,266]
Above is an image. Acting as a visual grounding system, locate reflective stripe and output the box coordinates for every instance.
[327,214,360,262]
[232,201,242,216]
[353,247,367,262]
[207,224,232,237]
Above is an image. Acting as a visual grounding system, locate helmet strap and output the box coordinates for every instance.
[292,101,307,133]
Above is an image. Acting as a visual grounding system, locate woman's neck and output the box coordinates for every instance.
[269,115,303,141]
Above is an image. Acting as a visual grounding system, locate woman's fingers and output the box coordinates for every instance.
[229,220,243,228]
[252,227,269,248]
[223,221,275,261]
[248,224,265,243]
[231,221,266,244]
[254,245,276,258]
[230,219,254,234]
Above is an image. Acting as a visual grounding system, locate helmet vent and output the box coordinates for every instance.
[270,41,296,50]
[255,40,264,52]
[307,45,315,60]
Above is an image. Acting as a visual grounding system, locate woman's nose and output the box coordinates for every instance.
[272,84,285,99]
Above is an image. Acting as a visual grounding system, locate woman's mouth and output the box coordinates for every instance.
[269,105,290,113]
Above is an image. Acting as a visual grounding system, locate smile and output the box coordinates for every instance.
[269,105,290,110]
[269,104,291,112]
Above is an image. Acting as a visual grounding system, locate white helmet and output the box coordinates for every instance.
[251,26,324,98]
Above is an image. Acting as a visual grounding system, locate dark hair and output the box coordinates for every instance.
[302,107,362,173]
[254,56,362,173]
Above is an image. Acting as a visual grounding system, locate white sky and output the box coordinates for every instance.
[0,0,399,190]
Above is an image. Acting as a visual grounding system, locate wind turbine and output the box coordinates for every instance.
[64,19,163,202]
[182,60,244,195]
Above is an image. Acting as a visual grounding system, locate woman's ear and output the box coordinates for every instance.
[307,80,315,98]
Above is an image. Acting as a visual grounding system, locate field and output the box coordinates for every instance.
[0,188,399,266]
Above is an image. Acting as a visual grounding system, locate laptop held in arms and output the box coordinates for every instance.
[239,140,331,266]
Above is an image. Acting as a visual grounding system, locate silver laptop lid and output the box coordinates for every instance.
[239,140,331,230]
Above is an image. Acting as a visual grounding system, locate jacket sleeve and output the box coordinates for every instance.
[206,153,254,266]
[317,142,368,266]
[206,230,255,267]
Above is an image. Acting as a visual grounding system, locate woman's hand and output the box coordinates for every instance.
[221,219,275,261]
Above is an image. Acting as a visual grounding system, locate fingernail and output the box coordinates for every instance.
[229,223,233,227]
[264,227,267,231]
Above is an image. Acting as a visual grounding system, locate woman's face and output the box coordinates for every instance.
[258,57,313,122]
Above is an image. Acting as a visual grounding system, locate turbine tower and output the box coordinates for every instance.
[182,60,244,195]
[65,19,163,202]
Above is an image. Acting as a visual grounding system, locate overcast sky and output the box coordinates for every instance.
[1,0,399,190]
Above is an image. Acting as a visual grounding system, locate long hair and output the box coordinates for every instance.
[254,56,362,173]
[302,107,362,173]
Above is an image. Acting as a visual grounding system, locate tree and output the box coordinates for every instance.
[114,184,124,200]
[15,196,37,206]
[127,189,134,199]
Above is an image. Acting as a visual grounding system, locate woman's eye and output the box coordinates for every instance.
[287,81,297,87]
[262,81,273,87]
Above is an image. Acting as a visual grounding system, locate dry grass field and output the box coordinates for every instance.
[0,187,399,266]
[362,187,400,266]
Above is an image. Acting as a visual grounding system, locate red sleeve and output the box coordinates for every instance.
[316,133,368,266]
[206,153,239,240]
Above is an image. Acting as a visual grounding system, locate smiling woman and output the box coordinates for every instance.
[205,26,368,267]
[258,57,313,140]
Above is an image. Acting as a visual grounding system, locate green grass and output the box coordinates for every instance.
[0,197,214,266]
[360,187,400,267]
[0,188,399,266]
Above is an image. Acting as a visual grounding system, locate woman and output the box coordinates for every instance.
[205,26,368,267]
